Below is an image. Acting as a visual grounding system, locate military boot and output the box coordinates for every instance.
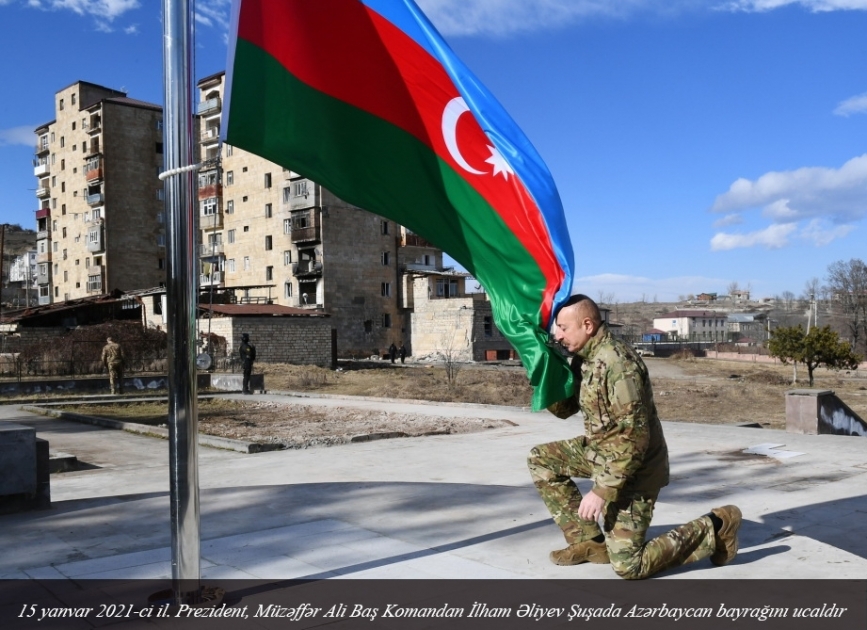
[710,505,742,566]
[549,539,610,566]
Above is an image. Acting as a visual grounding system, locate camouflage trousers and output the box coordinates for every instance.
[528,436,716,580]
[107,363,123,394]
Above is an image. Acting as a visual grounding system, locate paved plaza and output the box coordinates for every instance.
[1,387,865,583]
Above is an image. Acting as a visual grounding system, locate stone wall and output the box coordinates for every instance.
[200,316,333,366]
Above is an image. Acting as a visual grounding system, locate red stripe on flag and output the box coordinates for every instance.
[237,0,563,323]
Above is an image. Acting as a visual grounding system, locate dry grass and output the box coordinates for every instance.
[57,358,867,439]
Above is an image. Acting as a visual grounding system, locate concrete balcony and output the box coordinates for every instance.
[35,185,50,198]
[33,161,50,177]
[198,242,225,257]
[86,193,104,207]
[36,270,50,286]
[200,271,223,287]
[197,97,221,116]
[86,227,104,253]
[292,260,323,278]
[290,225,321,244]
[35,142,50,155]
[198,184,222,200]
[86,118,102,134]
[38,295,51,306]
[85,163,103,182]
[36,250,51,264]
[200,127,220,144]
[200,213,223,230]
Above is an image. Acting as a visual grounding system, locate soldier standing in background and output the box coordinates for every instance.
[528,294,741,579]
[101,337,125,395]
[239,333,256,394]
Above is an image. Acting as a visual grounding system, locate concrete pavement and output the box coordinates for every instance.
[1,391,866,581]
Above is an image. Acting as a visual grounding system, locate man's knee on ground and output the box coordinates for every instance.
[610,558,652,580]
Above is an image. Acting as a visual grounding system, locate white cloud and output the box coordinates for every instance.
[799,219,856,246]
[713,213,743,227]
[711,154,867,225]
[195,0,230,30]
[123,23,137,34]
[572,273,729,302]
[834,92,867,116]
[721,0,867,12]
[43,0,140,20]
[710,223,798,251]
[0,125,37,146]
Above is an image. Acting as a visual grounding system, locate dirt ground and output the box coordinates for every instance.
[59,357,867,445]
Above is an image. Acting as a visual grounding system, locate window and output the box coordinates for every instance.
[484,316,493,337]
[75,259,79,266]
[157,211,165,223]
[293,180,308,197]
[226,171,234,185]
[264,173,272,188]
[156,189,165,200]
[242,166,248,172]
[265,235,272,250]
[227,259,236,272]
[243,256,250,271]
[61,159,65,170]
[283,218,291,234]
[265,203,272,218]
[225,145,233,156]
[158,258,165,270]
[155,142,163,154]
[54,263,58,275]
[243,225,249,232]
[227,229,236,244]
[156,119,163,130]
[284,282,292,298]
[87,274,102,293]
[59,98,64,110]
[62,204,66,215]
[72,122,76,131]
[382,313,392,328]
[62,227,67,238]
[62,249,67,260]
[282,187,291,203]
[381,282,391,297]
[283,250,292,266]
[381,220,389,235]
[72,144,77,152]
[202,198,218,215]
[71,93,76,105]
[242,196,248,202]
[60,136,65,148]
[92,208,101,221]
[226,200,234,214]
[85,258,90,268]
[53,242,58,252]
[381,252,390,265]
[63,270,68,282]
[265,266,273,281]
[157,234,166,247]
[55,287,59,297]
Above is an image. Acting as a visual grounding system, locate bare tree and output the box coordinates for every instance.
[727,281,739,297]
[597,291,616,306]
[825,258,867,355]
[780,291,796,312]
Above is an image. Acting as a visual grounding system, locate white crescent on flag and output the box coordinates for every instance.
[442,97,486,176]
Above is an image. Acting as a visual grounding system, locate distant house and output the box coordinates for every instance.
[727,312,768,342]
[652,310,729,342]
[730,289,751,303]
[642,329,667,343]
[696,292,717,303]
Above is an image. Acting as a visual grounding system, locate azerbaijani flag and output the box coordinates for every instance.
[222,0,575,410]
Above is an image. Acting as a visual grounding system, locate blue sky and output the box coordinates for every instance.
[1,0,865,302]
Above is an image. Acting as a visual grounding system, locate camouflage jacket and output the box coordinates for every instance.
[547,325,669,502]
[101,342,124,367]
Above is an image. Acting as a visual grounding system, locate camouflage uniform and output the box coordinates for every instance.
[528,324,717,579]
[101,340,125,395]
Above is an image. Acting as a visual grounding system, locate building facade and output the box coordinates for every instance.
[33,81,166,305]
[652,310,729,341]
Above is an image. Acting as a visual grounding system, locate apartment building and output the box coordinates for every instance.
[34,81,166,305]
[652,310,729,342]
[196,72,443,356]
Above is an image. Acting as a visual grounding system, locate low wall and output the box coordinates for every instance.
[0,373,264,397]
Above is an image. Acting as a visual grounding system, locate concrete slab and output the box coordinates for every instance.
[1,393,866,581]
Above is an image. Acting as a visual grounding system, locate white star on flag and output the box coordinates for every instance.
[485,145,514,180]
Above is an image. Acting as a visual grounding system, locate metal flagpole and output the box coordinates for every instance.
[161,0,200,604]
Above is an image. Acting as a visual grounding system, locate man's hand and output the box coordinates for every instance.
[577,490,606,522]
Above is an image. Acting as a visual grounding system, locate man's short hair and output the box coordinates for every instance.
[557,294,602,326]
